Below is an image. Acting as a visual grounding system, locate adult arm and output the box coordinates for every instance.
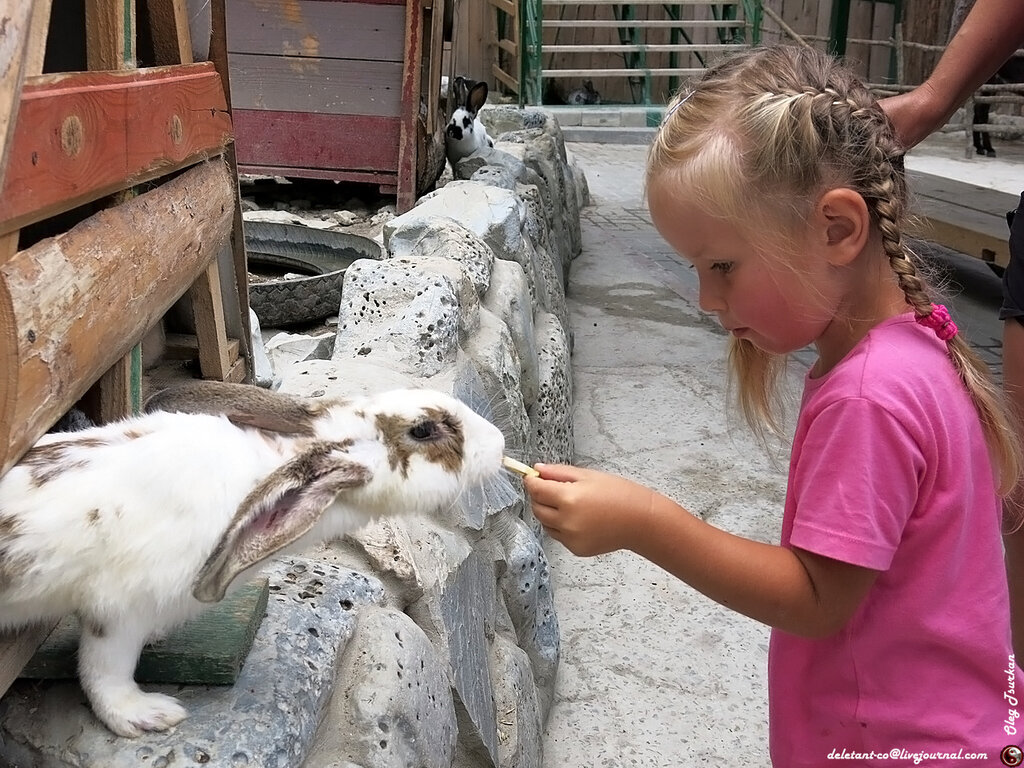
[880,0,1024,148]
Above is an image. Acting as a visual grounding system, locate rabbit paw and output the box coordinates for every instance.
[94,690,187,737]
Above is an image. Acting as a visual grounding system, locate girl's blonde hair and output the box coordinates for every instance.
[647,45,1021,495]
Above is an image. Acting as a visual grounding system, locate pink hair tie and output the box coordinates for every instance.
[915,303,958,341]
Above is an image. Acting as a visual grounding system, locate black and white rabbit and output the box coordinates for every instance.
[445,76,494,170]
[0,381,504,737]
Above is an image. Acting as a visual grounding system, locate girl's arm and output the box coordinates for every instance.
[525,464,877,639]
[880,0,1024,148]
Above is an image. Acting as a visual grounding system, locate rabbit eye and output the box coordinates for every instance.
[409,421,439,441]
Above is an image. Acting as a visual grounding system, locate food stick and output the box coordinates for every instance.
[502,456,540,478]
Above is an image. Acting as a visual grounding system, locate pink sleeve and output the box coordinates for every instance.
[788,398,925,571]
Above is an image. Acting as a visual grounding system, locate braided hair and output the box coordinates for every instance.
[648,45,1020,494]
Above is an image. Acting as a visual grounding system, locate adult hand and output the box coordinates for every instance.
[878,81,951,150]
[523,464,656,557]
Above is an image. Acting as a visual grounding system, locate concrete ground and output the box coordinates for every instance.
[541,132,1022,766]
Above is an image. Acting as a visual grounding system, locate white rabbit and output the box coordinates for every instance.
[445,76,494,171]
[0,381,504,737]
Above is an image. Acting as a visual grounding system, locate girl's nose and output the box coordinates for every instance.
[697,281,726,314]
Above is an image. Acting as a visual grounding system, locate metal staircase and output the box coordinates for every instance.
[503,0,762,106]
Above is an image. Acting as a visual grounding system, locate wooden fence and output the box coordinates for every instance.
[450,0,957,104]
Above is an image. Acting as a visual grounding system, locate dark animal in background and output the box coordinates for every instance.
[566,80,602,106]
[445,76,494,171]
[973,55,1024,157]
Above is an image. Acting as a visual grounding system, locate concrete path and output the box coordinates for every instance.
[542,136,1019,766]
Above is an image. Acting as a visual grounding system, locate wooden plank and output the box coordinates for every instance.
[21,580,270,684]
[165,333,240,360]
[0,625,53,700]
[544,43,746,53]
[0,160,236,477]
[398,0,423,213]
[190,262,232,380]
[227,52,402,117]
[145,0,194,65]
[908,170,1015,267]
[545,19,745,28]
[0,0,33,193]
[226,0,405,62]
[78,352,137,423]
[0,63,233,236]
[85,0,135,69]
[542,67,708,77]
[210,0,254,383]
[233,109,401,173]
[23,0,52,77]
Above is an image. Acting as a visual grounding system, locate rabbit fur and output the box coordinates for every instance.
[445,76,494,170]
[0,381,504,737]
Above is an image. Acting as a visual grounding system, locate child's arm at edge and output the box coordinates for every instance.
[525,463,877,640]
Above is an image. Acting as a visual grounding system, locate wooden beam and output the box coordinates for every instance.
[0,0,33,193]
[190,262,232,380]
[397,0,424,213]
[0,160,236,477]
[85,0,135,69]
[23,0,53,76]
[0,63,233,236]
[0,625,53,700]
[144,0,193,65]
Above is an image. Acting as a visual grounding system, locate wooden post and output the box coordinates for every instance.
[0,0,33,193]
[0,159,236,477]
[398,0,424,212]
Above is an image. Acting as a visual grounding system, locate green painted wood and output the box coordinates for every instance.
[20,578,270,685]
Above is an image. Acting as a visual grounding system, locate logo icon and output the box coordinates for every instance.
[1002,745,1024,766]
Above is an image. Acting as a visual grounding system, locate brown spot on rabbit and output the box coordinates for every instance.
[88,508,100,525]
[0,515,29,589]
[376,407,464,477]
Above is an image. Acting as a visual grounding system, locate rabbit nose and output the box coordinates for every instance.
[446,124,462,140]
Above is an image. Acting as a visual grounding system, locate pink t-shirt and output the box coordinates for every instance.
[769,314,1013,767]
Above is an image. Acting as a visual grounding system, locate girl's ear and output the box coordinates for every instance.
[815,188,870,267]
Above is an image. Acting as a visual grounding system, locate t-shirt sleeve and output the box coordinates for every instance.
[788,397,925,571]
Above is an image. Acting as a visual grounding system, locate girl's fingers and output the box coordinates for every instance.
[534,463,587,482]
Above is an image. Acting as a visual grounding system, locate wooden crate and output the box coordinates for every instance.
[0,0,250,700]
[227,0,451,211]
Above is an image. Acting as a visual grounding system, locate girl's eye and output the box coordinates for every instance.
[710,262,734,274]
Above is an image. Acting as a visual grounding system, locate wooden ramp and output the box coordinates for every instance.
[908,169,1018,268]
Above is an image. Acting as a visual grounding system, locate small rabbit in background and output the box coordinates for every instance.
[566,80,601,106]
[445,76,494,170]
[0,381,505,737]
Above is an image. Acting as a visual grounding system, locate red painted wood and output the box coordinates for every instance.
[237,163,397,187]
[397,0,421,213]
[232,109,400,173]
[0,63,232,235]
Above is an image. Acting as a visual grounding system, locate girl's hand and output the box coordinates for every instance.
[523,464,656,557]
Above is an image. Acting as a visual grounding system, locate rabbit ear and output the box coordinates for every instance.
[144,381,326,436]
[467,81,488,113]
[192,441,371,602]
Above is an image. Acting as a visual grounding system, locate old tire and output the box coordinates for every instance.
[245,222,382,327]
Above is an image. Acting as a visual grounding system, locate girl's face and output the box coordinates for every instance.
[647,176,843,357]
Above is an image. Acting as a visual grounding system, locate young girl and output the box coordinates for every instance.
[524,45,1022,766]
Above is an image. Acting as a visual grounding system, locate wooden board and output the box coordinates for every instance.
[226,0,405,62]
[0,62,233,236]
[0,0,34,193]
[908,170,1017,267]
[232,109,401,173]
[20,579,270,685]
[228,53,403,117]
[0,159,236,477]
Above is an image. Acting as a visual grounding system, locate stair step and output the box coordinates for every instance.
[545,43,745,54]
[543,67,713,77]
[546,19,746,28]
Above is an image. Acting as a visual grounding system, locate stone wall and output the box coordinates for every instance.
[0,107,588,768]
